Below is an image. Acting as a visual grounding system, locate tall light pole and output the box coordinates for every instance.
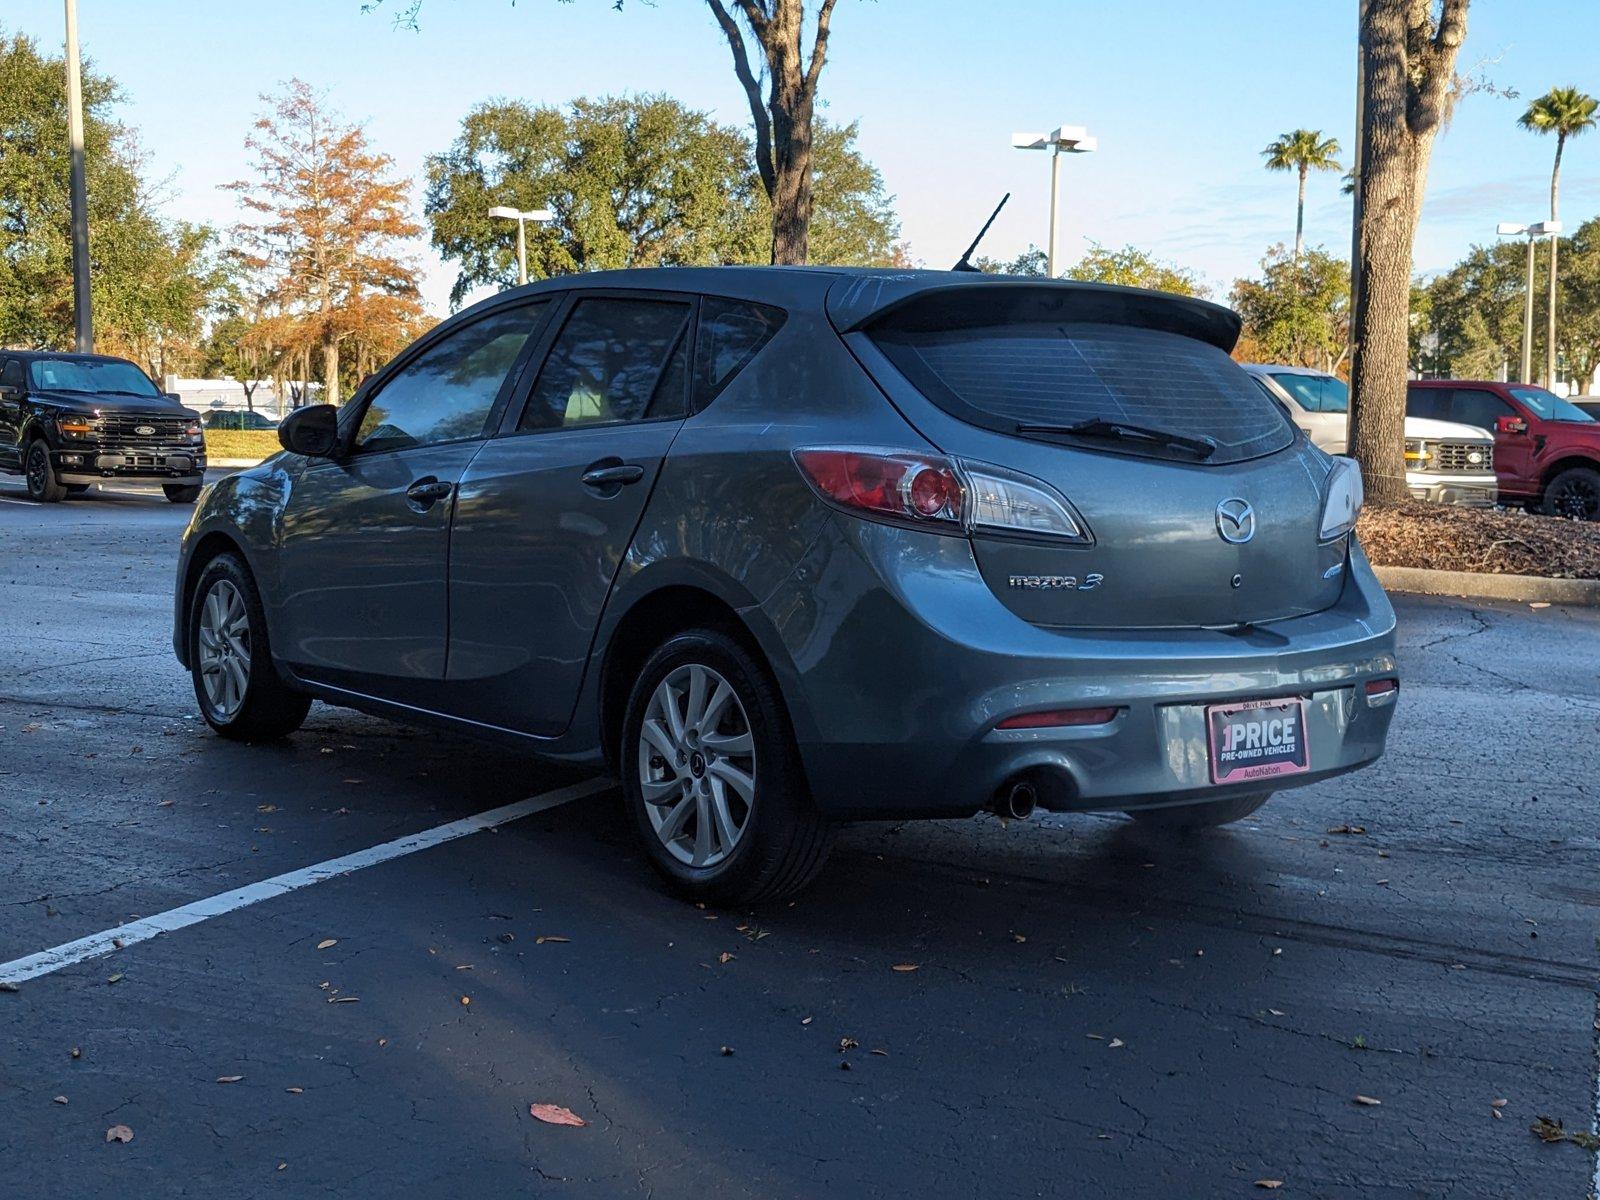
[1497,220,1561,384]
[1011,126,1096,278]
[488,205,553,287]
[64,0,92,352]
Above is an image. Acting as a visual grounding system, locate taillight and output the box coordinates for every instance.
[793,450,963,528]
[1364,678,1398,706]
[1320,456,1364,540]
[794,448,1089,542]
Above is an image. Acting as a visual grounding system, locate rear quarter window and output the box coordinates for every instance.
[873,321,1294,464]
[694,297,786,408]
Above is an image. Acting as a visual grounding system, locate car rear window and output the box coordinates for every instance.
[873,320,1294,464]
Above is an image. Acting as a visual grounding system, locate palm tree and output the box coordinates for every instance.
[1518,87,1598,387]
[1261,130,1343,259]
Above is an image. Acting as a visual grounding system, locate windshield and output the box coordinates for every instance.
[27,358,161,397]
[1509,386,1595,423]
[1269,372,1349,414]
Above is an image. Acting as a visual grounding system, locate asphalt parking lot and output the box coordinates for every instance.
[2,478,1598,1199]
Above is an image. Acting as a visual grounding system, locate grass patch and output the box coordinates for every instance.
[1358,501,1600,579]
[204,430,281,462]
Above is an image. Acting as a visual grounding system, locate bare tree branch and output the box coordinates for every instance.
[705,0,777,199]
[804,0,838,92]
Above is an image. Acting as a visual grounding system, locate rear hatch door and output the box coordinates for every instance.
[833,278,1346,629]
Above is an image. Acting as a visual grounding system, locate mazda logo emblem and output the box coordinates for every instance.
[1216,497,1255,544]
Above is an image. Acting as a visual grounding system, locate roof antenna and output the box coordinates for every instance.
[951,193,1010,272]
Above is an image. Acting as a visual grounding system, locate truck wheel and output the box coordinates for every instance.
[164,484,202,503]
[188,553,311,741]
[1542,466,1600,520]
[24,441,66,503]
[1128,792,1272,829]
[621,628,833,905]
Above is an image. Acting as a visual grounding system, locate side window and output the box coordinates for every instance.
[693,297,786,408]
[519,298,692,432]
[354,302,547,454]
[1405,387,1448,421]
[1447,388,1512,431]
[0,359,22,388]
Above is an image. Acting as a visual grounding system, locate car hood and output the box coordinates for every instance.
[1405,416,1491,442]
[32,390,202,420]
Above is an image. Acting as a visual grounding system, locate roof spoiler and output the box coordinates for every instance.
[826,275,1242,353]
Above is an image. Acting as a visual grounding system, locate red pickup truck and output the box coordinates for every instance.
[1406,380,1600,519]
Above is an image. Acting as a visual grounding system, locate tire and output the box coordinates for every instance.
[187,553,311,741]
[1541,466,1600,521]
[1127,792,1272,829]
[164,484,202,503]
[24,441,66,503]
[621,628,833,905]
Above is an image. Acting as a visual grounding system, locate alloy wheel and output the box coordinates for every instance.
[1552,477,1600,520]
[26,445,47,496]
[637,663,757,868]
[197,579,251,719]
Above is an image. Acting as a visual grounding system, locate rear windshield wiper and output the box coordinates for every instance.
[1015,418,1217,460]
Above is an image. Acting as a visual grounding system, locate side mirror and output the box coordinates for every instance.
[278,404,341,458]
[1495,415,1528,435]
[0,383,22,401]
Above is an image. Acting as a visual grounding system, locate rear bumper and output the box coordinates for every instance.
[1405,470,1497,507]
[764,518,1398,820]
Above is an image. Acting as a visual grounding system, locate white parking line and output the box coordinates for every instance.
[0,777,612,986]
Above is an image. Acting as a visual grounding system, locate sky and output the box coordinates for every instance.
[7,0,1599,316]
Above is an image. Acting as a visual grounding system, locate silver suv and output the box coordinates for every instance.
[173,270,1399,903]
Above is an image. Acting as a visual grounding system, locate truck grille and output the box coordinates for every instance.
[97,414,193,445]
[1431,441,1494,473]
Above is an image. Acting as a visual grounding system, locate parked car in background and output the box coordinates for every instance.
[1570,396,1600,422]
[203,409,280,431]
[1406,381,1600,519]
[172,268,1398,903]
[0,351,207,503]
[1242,364,1497,507]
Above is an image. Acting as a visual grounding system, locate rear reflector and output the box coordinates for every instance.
[996,706,1120,730]
[1364,679,1397,697]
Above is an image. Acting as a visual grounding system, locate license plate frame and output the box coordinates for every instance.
[1205,697,1310,786]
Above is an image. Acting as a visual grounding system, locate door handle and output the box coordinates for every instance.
[580,462,645,488]
[405,477,455,509]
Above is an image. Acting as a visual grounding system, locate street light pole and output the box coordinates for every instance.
[488,205,554,287]
[1012,126,1096,278]
[1498,221,1561,385]
[64,0,92,352]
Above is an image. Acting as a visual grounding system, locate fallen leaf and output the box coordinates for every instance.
[1491,1108,1503,1119]
[1354,1095,1381,1106]
[285,1087,303,1095]
[277,1162,287,1171]
[839,1037,859,1051]
[456,964,473,971]
[1492,1099,1508,1109]
[1012,933,1027,943]
[216,1075,244,1084]
[1530,601,1550,609]
[1108,1038,1125,1049]
[70,1047,80,1058]
[107,973,124,985]
[801,1016,813,1025]
[0,981,18,993]
[1327,825,1367,835]
[718,951,735,964]
[1268,1009,1286,1017]
[460,996,471,1006]
[720,1045,734,1056]
[891,963,919,973]
[536,936,570,945]
[257,804,278,813]
[871,1048,889,1057]
[328,996,359,1004]
[106,1124,134,1144]
[530,1103,586,1127]
[53,1095,68,1105]
[316,939,337,950]
[1254,1182,1283,1191]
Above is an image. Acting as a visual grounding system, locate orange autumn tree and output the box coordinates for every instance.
[226,79,424,405]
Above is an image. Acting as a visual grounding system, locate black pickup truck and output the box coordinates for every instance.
[0,351,207,503]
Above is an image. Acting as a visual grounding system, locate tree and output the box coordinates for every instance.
[425,95,898,305]
[1066,243,1208,297]
[1261,129,1342,259]
[0,28,221,363]
[974,246,1048,276]
[226,79,424,405]
[370,0,843,266]
[1518,86,1597,387]
[1349,0,1470,505]
[1231,246,1350,372]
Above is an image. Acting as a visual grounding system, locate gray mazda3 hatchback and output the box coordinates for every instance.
[173,268,1398,903]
